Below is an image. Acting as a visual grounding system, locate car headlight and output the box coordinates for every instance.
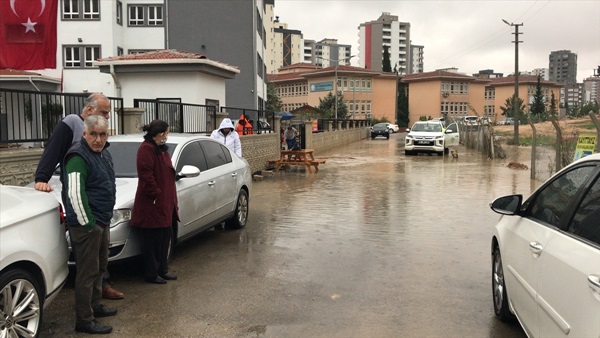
[111,209,131,228]
[435,135,444,140]
[405,135,414,139]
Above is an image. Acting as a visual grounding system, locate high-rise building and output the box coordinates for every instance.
[303,39,352,67]
[358,12,418,74]
[531,68,549,81]
[168,0,269,110]
[583,76,600,104]
[549,50,578,84]
[266,15,303,74]
[409,45,424,74]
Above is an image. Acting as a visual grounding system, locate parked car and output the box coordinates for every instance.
[404,121,459,155]
[0,185,69,337]
[489,153,600,337]
[386,123,400,133]
[480,117,491,125]
[47,134,252,264]
[497,117,515,125]
[371,123,390,139]
[464,115,479,130]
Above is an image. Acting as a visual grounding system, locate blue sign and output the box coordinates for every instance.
[310,82,333,92]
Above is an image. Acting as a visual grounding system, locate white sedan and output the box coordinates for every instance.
[48,133,252,263]
[0,185,69,337]
[489,153,600,337]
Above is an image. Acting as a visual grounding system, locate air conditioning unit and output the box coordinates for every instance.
[442,92,449,98]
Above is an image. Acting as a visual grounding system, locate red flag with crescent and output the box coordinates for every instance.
[0,0,58,69]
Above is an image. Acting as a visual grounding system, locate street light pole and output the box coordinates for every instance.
[503,19,523,144]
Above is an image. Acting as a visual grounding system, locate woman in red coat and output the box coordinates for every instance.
[131,120,178,284]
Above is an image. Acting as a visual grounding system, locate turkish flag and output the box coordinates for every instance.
[0,0,58,70]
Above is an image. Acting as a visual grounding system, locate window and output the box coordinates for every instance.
[128,5,163,26]
[116,1,122,25]
[568,176,600,245]
[176,142,207,172]
[526,166,596,228]
[117,47,123,56]
[62,0,100,20]
[63,45,100,68]
[200,140,230,170]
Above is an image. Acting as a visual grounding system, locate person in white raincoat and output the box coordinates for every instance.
[210,118,242,157]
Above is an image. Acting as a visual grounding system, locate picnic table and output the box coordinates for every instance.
[271,149,326,173]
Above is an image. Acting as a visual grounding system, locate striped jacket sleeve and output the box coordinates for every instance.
[65,155,95,229]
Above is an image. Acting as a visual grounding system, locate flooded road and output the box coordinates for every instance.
[42,133,533,337]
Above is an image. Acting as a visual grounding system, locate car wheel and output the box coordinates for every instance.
[404,150,413,156]
[226,189,249,229]
[0,269,43,337]
[492,246,513,321]
[444,147,449,155]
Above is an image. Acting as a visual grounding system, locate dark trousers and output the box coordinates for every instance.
[68,224,109,323]
[140,227,172,279]
[286,138,296,149]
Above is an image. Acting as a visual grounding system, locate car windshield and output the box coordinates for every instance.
[411,123,442,132]
[373,123,387,130]
[109,142,176,177]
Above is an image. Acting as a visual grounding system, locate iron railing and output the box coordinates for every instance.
[134,99,217,134]
[0,88,123,144]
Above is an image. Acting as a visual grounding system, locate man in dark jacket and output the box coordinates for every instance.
[33,93,124,300]
[64,115,117,334]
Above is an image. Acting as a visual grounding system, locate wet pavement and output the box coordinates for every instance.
[41,132,533,337]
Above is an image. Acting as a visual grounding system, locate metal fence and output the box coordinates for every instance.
[0,88,123,144]
[134,99,217,134]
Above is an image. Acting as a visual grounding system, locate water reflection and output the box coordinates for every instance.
[248,134,528,337]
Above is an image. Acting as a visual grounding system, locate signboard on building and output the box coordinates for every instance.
[310,82,333,92]
[573,134,598,161]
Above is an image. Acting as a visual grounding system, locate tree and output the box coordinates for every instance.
[580,101,599,117]
[266,81,283,112]
[500,95,526,120]
[529,75,546,120]
[548,91,558,117]
[396,83,409,127]
[318,92,348,119]
[382,45,392,73]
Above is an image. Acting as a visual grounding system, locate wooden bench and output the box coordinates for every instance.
[309,159,326,172]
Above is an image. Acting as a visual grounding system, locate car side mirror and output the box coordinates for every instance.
[176,165,200,181]
[406,128,411,132]
[490,195,523,215]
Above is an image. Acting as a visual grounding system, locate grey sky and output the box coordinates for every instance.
[274,0,600,82]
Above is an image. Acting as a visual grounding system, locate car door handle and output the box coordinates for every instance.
[529,241,543,255]
[208,181,215,187]
[589,275,600,293]
[231,172,237,178]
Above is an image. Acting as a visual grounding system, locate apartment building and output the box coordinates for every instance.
[410,45,424,74]
[266,17,303,74]
[358,12,418,74]
[583,76,600,104]
[303,39,352,67]
[549,50,578,84]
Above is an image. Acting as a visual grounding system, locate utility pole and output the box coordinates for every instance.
[503,19,523,144]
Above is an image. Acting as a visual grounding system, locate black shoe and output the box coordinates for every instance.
[145,276,167,284]
[160,273,177,280]
[75,320,113,334]
[93,304,118,317]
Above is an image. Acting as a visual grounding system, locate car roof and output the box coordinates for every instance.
[108,133,211,144]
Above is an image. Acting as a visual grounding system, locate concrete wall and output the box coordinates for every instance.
[0,125,368,186]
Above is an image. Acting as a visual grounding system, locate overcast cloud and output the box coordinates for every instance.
[274,0,600,82]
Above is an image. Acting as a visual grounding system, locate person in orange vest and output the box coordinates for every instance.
[235,115,254,135]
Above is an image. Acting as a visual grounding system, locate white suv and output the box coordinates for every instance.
[464,116,479,130]
[404,121,459,155]
[0,185,69,337]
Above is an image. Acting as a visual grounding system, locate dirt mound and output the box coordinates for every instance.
[494,117,596,138]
